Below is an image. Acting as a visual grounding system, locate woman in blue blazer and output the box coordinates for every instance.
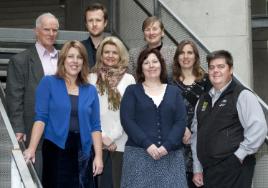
[24,40,103,188]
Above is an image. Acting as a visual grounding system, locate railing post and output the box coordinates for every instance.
[153,0,160,17]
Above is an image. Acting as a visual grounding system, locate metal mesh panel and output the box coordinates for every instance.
[135,0,154,15]
[0,110,12,188]
[254,142,268,188]
[253,106,268,188]
[117,0,148,48]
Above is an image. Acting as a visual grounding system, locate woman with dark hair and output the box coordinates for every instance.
[172,39,211,188]
[23,40,103,188]
[120,48,187,187]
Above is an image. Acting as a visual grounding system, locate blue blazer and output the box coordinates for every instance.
[120,83,186,152]
[35,76,101,156]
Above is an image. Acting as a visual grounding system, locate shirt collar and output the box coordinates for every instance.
[35,42,58,58]
[209,79,232,97]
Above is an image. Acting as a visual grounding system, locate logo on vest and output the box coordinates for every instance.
[201,101,208,111]
[218,99,227,107]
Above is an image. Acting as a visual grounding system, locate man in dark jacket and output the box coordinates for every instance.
[191,50,267,188]
[82,3,108,68]
[6,13,59,179]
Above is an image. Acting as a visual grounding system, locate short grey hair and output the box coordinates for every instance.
[35,13,59,28]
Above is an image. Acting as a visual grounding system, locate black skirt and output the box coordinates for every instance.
[42,132,95,188]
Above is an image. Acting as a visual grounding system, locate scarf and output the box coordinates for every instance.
[96,64,127,111]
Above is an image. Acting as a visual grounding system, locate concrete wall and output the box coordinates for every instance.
[163,0,253,87]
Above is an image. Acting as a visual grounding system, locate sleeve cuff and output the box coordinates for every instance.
[162,142,172,152]
[234,148,248,161]
[142,139,153,150]
[193,161,203,173]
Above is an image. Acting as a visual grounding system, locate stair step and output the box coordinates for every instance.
[0,9,64,19]
[0,1,60,8]
[0,48,25,53]
[0,16,65,26]
[0,5,64,14]
[0,59,9,65]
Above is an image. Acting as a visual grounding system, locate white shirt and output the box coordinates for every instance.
[89,73,135,152]
[145,84,167,107]
[35,42,58,75]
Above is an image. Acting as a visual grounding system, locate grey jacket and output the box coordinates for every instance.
[6,46,44,138]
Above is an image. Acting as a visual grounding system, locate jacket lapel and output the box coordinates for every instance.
[29,46,44,83]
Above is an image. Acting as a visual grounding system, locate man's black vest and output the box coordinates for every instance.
[196,80,246,168]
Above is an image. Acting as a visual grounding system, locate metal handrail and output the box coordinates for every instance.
[0,98,38,187]
[20,142,43,187]
[0,82,42,187]
[12,150,37,188]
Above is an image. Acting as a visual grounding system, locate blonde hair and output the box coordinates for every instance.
[93,36,129,71]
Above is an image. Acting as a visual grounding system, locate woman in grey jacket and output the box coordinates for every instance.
[128,16,176,81]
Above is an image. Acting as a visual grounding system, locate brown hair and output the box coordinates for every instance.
[173,40,205,82]
[142,16,164,32]
[56,40,89,85]
[136,48,167,83]
[84,3,108,22]
[206,50,233,68]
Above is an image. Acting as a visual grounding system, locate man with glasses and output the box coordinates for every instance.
[6,12,59,179]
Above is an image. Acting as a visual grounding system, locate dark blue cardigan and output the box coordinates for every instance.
[120,83,186,152]
[35,76,101,157]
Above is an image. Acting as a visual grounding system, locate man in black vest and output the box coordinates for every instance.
[191,50,267,188]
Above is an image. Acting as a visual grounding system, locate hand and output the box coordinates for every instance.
[147,144,161,160]
[193,172,204,187]
[92,155,103,177]
[234,154,243,164]
[16,133,26,142]
[183,127,191,144]
[102,135,113,147]
[158,146,168,158]
[107,143,117,152]
[23,148,36,164]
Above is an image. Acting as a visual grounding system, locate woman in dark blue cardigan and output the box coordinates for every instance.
[23,40,103,188]
[120,48,188,187]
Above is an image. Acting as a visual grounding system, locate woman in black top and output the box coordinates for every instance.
[172,40,211,188]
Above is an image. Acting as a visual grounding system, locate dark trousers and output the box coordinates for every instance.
[203,154,255,188]
[98,150,123,188]
[42,133,94,188]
